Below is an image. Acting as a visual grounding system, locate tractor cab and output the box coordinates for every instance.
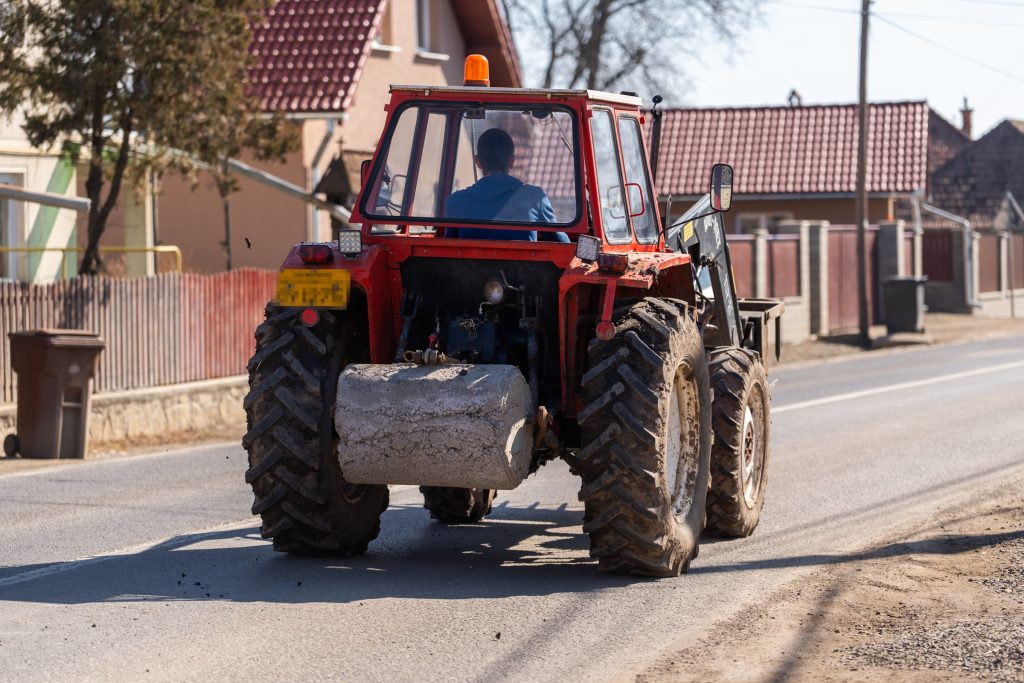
[348,59,663,253]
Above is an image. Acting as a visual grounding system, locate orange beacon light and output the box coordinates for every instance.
[464,54,490,86]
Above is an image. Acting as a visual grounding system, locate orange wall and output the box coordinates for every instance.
[157,147,307,273]
[154,0,469,273]
[715,197,894,231]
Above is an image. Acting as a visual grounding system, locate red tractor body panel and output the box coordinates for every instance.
[278,84,706,417]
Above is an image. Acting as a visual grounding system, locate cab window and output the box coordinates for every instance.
[617,116,659,244]
[589,109,630,244]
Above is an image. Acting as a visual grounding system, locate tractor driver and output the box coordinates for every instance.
[445,128,569,242]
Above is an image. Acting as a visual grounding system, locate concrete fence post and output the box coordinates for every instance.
[972,231,981,308]
[877,221,905,279]
[753,228,769,299]
[913,226,923,278]
[809,221,831,336]
[998,232,1010,293]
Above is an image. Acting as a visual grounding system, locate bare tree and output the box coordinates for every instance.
[503,0,760,96]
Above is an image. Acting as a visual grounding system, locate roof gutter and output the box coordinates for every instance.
[657,191,916,202]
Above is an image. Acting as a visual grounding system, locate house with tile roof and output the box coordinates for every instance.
[929,119,1024,231]
[653,101,968,234]
[125,0,521,274]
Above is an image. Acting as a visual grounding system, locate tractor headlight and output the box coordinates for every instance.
[483,278,505,305]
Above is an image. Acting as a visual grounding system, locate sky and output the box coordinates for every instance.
[684,0,1024,136]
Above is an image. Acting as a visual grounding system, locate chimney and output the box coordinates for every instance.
[960,96,973,139]
[787,89,802,107]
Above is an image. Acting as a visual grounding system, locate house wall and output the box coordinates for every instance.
[154,0,468,274]
[0,113,79,283]
[718,197,894,232]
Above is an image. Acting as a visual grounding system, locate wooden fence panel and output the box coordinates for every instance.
[767,235,800,298]
[978,234,1001,293]
[922,230,954,282]
[726,235,755,299]
[0,269,276,404]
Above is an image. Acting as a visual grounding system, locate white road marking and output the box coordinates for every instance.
[0,519,254,590]
[774,359,1024,414]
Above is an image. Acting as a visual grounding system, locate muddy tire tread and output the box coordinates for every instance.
[244,304,388,556]
[578,297,712,577]
[704,348,769,538]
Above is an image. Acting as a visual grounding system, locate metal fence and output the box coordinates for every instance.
[0,269,277,404]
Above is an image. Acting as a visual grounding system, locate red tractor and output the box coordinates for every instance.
[243,55,783,576]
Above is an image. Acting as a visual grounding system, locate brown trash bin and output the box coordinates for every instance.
[5,330,105,459]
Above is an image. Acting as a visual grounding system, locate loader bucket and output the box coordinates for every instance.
[335,364,533,490]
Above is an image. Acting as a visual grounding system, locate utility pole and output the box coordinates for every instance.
[855,0,871,348]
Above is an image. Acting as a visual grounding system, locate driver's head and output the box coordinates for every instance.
[476,128,515,174]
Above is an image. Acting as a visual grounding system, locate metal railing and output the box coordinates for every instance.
[0,245,183,280]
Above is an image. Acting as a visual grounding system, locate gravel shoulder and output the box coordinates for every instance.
[635,474,1024,683]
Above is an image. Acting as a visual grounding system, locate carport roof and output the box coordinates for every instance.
[655,101,934,197]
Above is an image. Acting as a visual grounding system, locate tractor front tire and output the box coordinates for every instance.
[578,298,712,577]
[420,486,496,524]
[704,348,770,537]
[243,305,389,556]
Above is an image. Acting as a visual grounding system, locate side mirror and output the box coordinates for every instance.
[624,182,645,218]
[360,159,371,187]
[710,164,733,212]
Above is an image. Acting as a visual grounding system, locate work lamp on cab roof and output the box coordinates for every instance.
[464,54,490,86]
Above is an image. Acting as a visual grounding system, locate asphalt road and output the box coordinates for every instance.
[1,335,1023,682]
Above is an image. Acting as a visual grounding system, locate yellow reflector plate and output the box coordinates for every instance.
[276,269,351,308]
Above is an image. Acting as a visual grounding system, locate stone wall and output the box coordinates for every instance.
[0,376,247,456]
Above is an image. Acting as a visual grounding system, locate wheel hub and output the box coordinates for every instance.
[740,404,760,508]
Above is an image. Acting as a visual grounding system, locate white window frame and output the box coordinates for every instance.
[416,0,431,52]
[0,172,23,281]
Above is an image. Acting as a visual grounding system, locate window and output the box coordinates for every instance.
[617,116,658,244]
[590,109,630,243]
[416,0,431,52]
[361,103,581,230]
[735,212,793,234]
[371,4,398,51]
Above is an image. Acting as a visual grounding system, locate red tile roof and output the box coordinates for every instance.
[247,0,522,115]
[248,0,387,114]
[654,101,931,197]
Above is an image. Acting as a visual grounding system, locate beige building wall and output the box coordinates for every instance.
[0,113,80,283]
[156,0,469,274]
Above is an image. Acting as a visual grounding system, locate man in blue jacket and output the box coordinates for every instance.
[446,128,569,242]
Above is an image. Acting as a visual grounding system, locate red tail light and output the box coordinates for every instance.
[597,252,628,274]
[299,242,334,264]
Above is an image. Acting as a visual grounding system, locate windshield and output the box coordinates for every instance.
[361,103,580,228]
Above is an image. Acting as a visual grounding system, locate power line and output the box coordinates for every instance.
[771,1,1024,26]
[874,13,1024,86]
[942,0,1024,7]
[879,10,1024,27]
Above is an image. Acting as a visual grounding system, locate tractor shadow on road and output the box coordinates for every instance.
[0,502,649,606]
[690,526,1024,575]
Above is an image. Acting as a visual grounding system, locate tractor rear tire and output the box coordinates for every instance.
[704,348,770,538]
[420,486,496,523]
[243,305,389,556]
[578,298,712,577]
